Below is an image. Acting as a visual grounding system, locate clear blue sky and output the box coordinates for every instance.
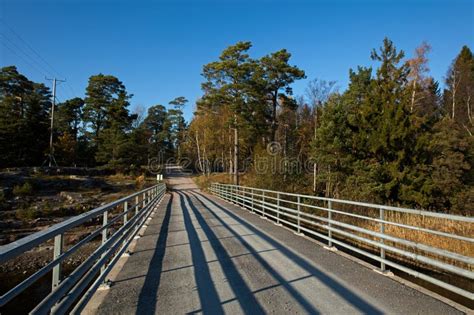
[1,0,473,121]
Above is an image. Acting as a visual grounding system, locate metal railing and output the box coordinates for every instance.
[210,183,474,301]
[0,183,166,314]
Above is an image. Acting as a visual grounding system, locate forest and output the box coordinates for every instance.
[1,38,473,214]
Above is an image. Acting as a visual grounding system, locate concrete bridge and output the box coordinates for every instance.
[82,167,462,315]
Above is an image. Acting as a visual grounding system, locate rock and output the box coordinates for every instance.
[59,191,83,203]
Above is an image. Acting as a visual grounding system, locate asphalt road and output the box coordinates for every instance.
[85,168,462,315]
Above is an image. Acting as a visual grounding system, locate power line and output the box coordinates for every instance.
[1,40,48,77]
[1,19,61,77]
[0,33,55,77]
[1,19,81,100]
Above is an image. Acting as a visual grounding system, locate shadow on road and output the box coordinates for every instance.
[189,190,384,315]
[133,166,382,314]
[136,194,173,315]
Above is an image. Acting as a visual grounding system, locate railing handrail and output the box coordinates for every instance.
[0,182,167,312]
[210,182,474,301]
[217,183,474,222]
[0,184,160,263]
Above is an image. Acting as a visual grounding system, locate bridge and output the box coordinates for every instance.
[0,166,472,314]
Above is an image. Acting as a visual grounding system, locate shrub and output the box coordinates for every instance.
[135,174,145,189]
[16,207,40,220]
[13,182,33,196]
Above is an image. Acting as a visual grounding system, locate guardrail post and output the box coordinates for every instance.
[236,186,239,205]
[135,196,139,216]
[328,200,333,247]
[100,211,108,276]
[297,196,301,234]
[380,208,386,272]
[251,188,254,213]
[261,191,266,218]
[52,233,63,290]
[124,201,128,226]
[277,192,281,225]
[142,192,146,209]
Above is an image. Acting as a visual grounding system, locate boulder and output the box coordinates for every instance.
[59,191,83,204]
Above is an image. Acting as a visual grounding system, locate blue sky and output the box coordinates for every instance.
[1,0,473,121]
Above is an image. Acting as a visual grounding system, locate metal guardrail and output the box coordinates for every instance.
[210,182,474,301]
[0,183,167,314]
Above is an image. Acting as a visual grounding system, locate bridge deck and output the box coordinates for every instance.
[84,170,460,314]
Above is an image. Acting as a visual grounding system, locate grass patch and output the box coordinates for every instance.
[16,207,40,221]
[13,182,33,196]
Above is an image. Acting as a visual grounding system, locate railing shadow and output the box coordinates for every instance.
[190,190,384,315]
[184,191,322,314]
[136,194,173,315]
[177,191,225,314]
[177,191,266,314]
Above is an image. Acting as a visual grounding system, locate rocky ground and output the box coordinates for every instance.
[0,168,158,314]
[0,168,153,273]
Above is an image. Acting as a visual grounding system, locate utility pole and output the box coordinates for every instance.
[44,77,66,167]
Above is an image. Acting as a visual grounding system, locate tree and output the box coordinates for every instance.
[443,46,474,135]
[54,98,85,165]
[83,74,134,166]
[168,96,188,159]
[200,41,258,184]
[84,74,133,144]
[57,97,84,140]
[144,105,173,161]
[305,78,338,192]
[421,118,473,213]
[406,42,431,113]
[259,49,306,141]
[0,66,51,167]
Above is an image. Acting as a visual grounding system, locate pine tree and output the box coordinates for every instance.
[0,66,51,167]
[443,46,474,134]
[84,74,134,166]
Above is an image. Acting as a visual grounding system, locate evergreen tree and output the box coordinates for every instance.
[84,74,134,166]
[258,49,306,141]
[0,66,51,167]
[443,45,474,134]
[168,96,188,159]
[144,105,173,161]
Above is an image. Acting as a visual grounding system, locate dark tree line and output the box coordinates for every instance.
[0,67,187,172]
[183,39,473,214]
[1,39,472,213]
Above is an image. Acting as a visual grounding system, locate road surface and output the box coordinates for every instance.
[84,167,462,314]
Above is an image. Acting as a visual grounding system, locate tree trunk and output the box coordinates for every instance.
[234,123,239,185]
[313,108,318,193]
[313,163,317,193]
[410,78,417,113]
[271,90,278,142]
[195,132,203,173]
[467,95,472,124]
[452,72,457,120]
